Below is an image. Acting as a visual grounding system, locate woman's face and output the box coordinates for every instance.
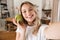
[21,4,36,23]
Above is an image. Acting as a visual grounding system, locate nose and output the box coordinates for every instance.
[26,11,31,16]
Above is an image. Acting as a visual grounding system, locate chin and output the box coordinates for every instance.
[28,20,33,22]
[26,17,36,22]
[28,19,35,22]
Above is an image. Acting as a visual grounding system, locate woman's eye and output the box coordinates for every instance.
[22,11,26,13]
[29,9,33,11]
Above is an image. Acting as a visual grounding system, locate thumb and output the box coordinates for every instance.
[13,18,17,25]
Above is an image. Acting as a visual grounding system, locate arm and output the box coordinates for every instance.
[16,31,26,40]
[45,22,60,39]
[16,32,20,40]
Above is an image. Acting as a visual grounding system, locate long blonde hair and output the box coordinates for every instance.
[20,1,41,25]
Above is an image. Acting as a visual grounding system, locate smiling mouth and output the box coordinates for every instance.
[27,15,33,18]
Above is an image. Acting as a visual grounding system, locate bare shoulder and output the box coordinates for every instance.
[44,22,60,39]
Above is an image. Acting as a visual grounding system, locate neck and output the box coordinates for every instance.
[28,19,36,26]
[28,22,34,26]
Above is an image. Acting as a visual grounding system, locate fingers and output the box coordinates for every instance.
[17,22,26,29]
[13,18,17,25]
[12,18,26,30]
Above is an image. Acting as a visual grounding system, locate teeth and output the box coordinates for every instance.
[28,16,31,17]
[28,15,33,18]
[26,15,33,18]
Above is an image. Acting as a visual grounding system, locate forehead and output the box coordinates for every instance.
[22,4,33,9]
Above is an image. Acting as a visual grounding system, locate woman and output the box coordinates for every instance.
[13,1,48,40]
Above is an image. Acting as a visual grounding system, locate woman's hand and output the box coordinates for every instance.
[13,18,26,33]
[13,18,17,25]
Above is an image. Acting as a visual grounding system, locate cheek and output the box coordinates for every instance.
[32,10,37,14]
[34,14,36,19]
[33,12,36,17]
[22,14,26,18]
[22,14,27,20]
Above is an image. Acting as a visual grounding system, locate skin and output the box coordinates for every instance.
[45,22,60,39]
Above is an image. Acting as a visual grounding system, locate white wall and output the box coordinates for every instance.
[14,0,42,19]
[7,0,14,18]
[58,0,60,21]
[42,0,53,9]
[51,0,58,22]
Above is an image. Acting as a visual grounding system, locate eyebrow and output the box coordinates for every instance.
[29,6,33,8]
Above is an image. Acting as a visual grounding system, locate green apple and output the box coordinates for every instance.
[15,14,23,23]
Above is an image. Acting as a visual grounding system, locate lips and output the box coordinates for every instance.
[27,15,33,18]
